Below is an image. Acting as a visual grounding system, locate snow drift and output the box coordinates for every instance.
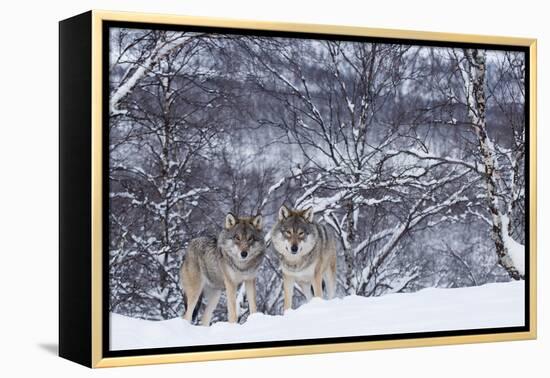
[110,281,524,351]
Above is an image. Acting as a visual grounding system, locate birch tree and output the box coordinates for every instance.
[456,48,525,280]
[109,29,205,116]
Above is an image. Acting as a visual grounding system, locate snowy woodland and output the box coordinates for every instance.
[108,27,526,324]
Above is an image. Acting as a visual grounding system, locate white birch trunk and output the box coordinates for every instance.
[461,48,524,280]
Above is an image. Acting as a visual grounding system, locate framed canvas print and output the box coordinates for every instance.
[59,10,537,368]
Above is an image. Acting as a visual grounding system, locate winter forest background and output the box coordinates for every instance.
[108,27,527,324]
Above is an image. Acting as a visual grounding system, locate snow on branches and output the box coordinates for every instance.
[107,29,526,321]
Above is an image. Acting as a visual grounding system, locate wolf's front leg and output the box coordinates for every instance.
[312,270,323,298]
[224,276,238,323]
[283,274,295,312]
[245,279,257,314]
[201,288,222,326]
[298,281,313,301]
[325,263,337,299]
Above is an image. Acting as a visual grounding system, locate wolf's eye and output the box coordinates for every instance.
[283,230,291,236]
[247,236,254,242]
[234,235,241,241]
[298,231,304,237]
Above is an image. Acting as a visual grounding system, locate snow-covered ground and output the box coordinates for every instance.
[110,281,524,350]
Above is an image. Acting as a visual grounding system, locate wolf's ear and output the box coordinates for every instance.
[251,214,263,230]
[302,207,314,222]
[225,213,237,229]
[278,205,290,221]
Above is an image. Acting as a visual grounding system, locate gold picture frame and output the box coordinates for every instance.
[59,9,537,368]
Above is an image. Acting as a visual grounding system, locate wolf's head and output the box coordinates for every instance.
[272,205,317,259]
[218,213,265,262]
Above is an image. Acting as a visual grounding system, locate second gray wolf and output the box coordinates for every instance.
[180,213,265,325]
[271,205,337,311]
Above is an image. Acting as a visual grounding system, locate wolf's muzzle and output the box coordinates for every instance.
[291,244,298,254]
[240,250,248,258]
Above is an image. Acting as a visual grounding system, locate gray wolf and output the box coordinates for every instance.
[271,205,337,311]
[180,213,265,325]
